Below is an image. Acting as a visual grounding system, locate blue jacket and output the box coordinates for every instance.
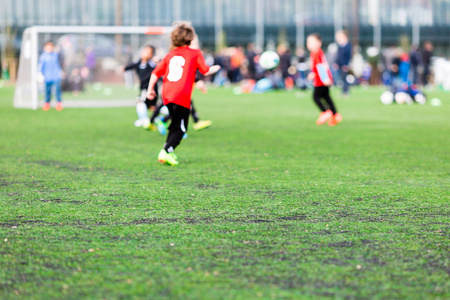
[38,52,62,82]
[336,42,352,67]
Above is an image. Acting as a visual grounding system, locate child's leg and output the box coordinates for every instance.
[322,87,337,114]
[144,96,157,112]
[164,103,190,153]
[313,86,327,112]
[314,86,335,125]
[136,89,149,121]
[152,103,169,135]
[150,100,170,121]
[55,80,62,102]
[144,97,156,128]
[190,100,200,123]
[136,102,149,120]
[150,103,163,124]
[45,82,53,103]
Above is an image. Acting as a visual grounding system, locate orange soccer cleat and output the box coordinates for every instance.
[55,102,64,111]
[328,113,342,126]
[316,110,333,125]
[42,103,51,111]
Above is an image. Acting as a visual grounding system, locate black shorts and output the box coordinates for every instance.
[313,86,330,98]
[167,103,190,133]
[145,98,157,108]
[139,88,158,108]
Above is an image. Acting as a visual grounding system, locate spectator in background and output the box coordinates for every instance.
[326,43,338,83]
[277,43,291,81]
[390,48,402,92]
[246,43,257,80]
[399,53,410,84]
[335,30,352,95]
[422,41,433,86]
[409,45,421,85]
[382,45,396,86]
[68,68,84,95]
[295,47,308,90]
[212,48,229,86]
[351,46,364,84]
[229,47,245,82]
[85,47,96,82]
[38,40,63,111]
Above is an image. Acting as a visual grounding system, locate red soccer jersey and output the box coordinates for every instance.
[310,48,333,87]
[153,46,210,108]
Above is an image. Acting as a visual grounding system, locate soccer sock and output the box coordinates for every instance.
[323,94,337,114]
[136,102,149,120]
[313,95,327,112]
[150,104,163,123]
[163,115,171,123]
[164,130,184,153]
[163,104,189,153]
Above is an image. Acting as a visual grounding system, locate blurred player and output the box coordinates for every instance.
[123,45,158,129]
[307,33,342,126]
[335,30,352,96]
[39,41,63,111]
[150,34,213,135]
[147,22,220,166]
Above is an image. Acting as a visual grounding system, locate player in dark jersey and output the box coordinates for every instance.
[307,33,342,126]
[147,22,220,166]
[123,45,159,129]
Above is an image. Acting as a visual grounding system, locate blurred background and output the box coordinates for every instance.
[1,0,449,91]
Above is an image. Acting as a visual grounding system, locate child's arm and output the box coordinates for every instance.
[317,64,332,86]
[196,80,207,94]
[38,54,44,74]
[204,65,221,76]
[122,61,138,72]
[146,57,168,99]
[196,51,221,76]
[194,71,208,94]
[146,73,159,99]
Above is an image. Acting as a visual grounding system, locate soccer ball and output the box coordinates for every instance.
[414,93,426,105]
[395,92,410,105]
[259,51,280,70]
[380,91,394,105]
[430,98,442,107]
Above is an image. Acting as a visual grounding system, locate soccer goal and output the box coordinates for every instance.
[14,26,172,110]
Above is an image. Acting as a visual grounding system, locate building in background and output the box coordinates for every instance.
[1,0,449,80]
[2,0,449,50]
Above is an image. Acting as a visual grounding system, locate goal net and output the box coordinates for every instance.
[14,26,172,110]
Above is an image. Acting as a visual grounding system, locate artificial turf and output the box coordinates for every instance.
[0,84,449,299]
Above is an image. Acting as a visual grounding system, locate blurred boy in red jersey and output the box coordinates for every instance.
[307,33,342,126]
[147,22,220,166]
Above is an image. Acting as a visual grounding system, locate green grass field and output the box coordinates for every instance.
[1,85,449,299]
[60,83,142,101]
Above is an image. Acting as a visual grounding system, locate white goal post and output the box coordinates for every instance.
[14,26,172,110]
